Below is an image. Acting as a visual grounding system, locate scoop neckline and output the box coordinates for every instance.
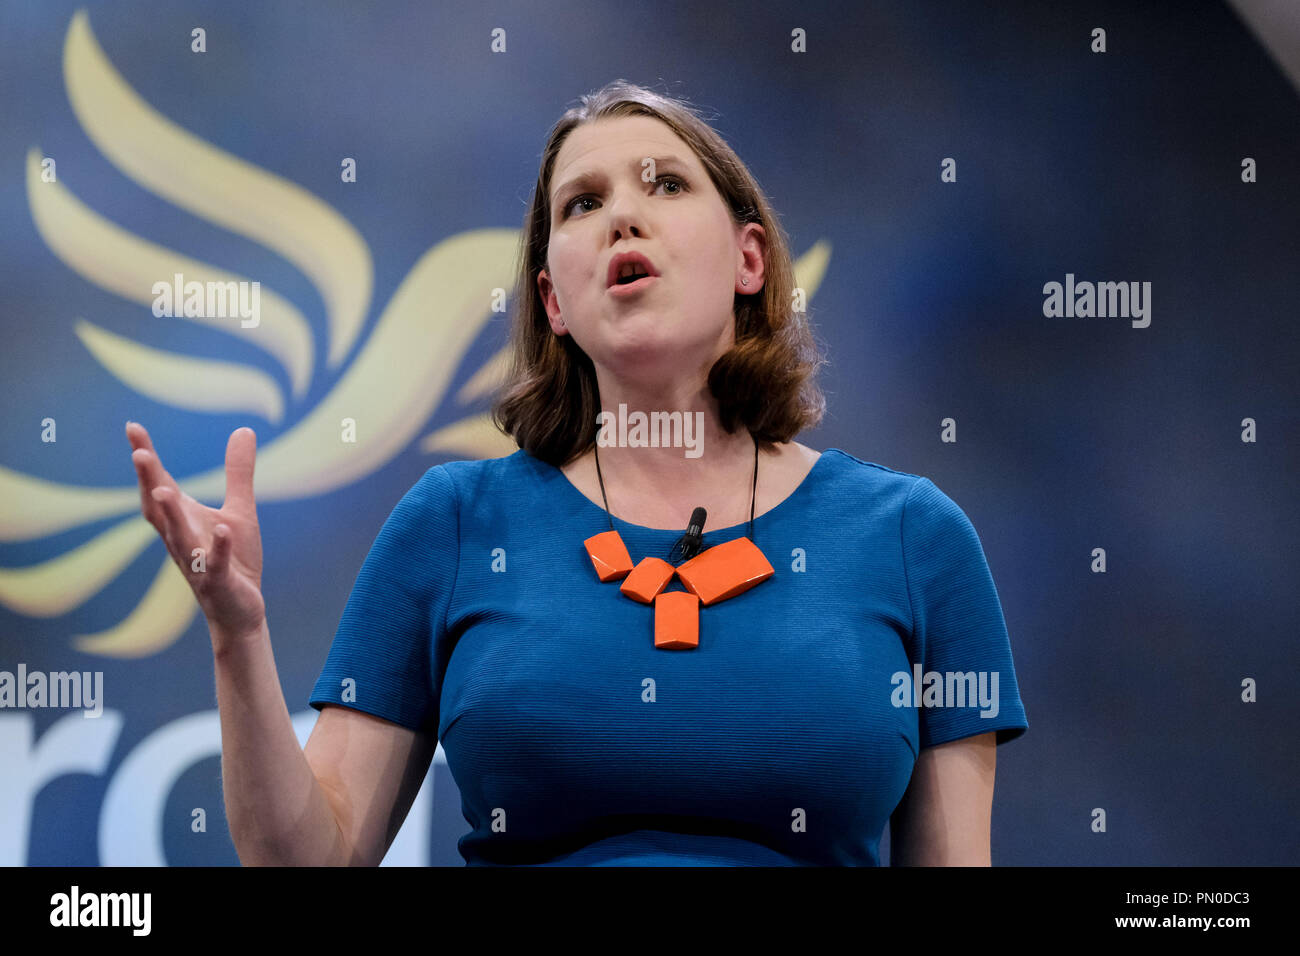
[545,447,839,536]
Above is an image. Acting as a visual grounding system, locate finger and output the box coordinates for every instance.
[151,485,201,560]
[125,421,157,456]
[127,423,157,517]
[131,448,164,527]
[125,423,165,492]
[132,439,182,499]
[208,523,232,577]
[222,427,258,518]
[132,448,184,528]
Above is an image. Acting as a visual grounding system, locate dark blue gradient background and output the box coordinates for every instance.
[0,0,1295,865]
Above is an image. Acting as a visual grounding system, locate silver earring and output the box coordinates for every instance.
[741,277,749,286]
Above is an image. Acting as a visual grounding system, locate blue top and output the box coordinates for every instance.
[309,447,1028,865]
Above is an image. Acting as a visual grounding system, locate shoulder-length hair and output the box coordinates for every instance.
[491,79,827,468]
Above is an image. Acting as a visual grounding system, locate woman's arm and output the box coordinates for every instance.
[889,731,997,865]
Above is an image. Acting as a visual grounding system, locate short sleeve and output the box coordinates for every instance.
[308,465,459,736]
[900,476,1027,748]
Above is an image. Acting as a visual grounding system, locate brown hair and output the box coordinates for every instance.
[490,79,827,467]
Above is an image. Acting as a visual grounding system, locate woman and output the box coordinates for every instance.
[125,80,1026,866]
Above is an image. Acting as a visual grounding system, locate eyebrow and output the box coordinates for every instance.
[551,155,692,208]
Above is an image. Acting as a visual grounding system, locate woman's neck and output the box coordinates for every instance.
[575,431,770,532]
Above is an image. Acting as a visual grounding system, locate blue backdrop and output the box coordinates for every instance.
[0,0,1296,865]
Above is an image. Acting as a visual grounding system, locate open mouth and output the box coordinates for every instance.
[607,252,660,293]
[608,272,657,295]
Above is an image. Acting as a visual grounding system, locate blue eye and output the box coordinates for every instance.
[561,175,688,219]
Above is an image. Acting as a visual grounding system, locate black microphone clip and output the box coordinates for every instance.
[672,507,708,563]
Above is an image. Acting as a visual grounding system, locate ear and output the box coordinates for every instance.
[736,222,767,293]
[538,268,567,335]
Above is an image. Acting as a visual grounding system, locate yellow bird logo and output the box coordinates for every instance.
[1,10,832,659]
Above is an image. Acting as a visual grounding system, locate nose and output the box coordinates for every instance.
[605,185,647,244]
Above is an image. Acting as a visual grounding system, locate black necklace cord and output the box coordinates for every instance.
[593,436,758,566]
[593,438,615,534]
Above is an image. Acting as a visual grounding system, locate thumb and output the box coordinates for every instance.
[223,427,258,517]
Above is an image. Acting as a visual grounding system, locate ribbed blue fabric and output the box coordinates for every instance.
[309,447,1027,865]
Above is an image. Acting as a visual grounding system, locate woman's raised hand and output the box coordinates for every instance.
[126,422,267,645]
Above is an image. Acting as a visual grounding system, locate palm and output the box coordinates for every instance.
[127,423,267,638]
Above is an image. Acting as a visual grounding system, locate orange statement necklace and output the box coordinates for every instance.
[582,439,775,649]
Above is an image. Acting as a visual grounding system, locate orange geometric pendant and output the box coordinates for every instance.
[674,536,775,605]
[583,529,773,649]
[654,591,699,649]
[583,529,634,581]
[620,556,676,603]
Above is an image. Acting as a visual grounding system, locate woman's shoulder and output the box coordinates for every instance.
[805,450,982,540]
[812,446,926,492]
[426,448,538,495]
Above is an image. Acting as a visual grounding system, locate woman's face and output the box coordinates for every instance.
[538,115,763,384]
